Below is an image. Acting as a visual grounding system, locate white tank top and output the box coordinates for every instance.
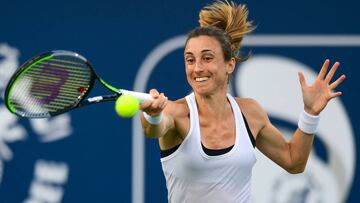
[160,93,257,203]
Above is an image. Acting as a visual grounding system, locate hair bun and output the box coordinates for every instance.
[199,0,255,51]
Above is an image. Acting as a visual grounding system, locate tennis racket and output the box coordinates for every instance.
[4,50,151,118]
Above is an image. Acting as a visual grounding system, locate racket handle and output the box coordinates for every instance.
[119,89,152,102]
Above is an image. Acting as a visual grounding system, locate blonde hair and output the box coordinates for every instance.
[187,0,254,62]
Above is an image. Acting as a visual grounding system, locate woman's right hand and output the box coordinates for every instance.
[140,89,168,117]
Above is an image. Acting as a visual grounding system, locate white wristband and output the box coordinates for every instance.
[298,110,320,134]
[143,112,163,125]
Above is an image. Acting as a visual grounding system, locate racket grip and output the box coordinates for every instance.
[119,89,152,102]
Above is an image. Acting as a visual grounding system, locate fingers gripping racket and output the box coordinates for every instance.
[4,50,151,118]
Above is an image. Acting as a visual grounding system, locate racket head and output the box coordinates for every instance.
[4,50,96,118]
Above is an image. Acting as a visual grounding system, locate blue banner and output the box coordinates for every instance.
[0,0,358,202]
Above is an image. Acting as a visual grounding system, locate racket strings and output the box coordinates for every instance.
[8,55,93,116]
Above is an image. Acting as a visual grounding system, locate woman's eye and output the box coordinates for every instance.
[186,58,194,64]
[203,56,213,62]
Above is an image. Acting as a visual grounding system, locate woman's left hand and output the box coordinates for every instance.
[298,59,346,115]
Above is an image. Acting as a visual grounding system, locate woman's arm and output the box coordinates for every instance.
[256,119,314,174]
[140,89,175,138]
[255,59,345,173]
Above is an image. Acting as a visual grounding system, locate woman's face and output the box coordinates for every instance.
[184,35,235,96]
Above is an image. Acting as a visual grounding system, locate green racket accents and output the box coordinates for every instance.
[4,50,128,118]
[6,55,53,113]
[5,52,94,117]
[99,78,119,93]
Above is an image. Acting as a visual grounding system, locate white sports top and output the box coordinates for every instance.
[160,93,257,203]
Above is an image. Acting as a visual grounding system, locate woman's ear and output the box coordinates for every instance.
[226,58,236,74]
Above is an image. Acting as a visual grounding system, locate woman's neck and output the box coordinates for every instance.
[194,91,231,119]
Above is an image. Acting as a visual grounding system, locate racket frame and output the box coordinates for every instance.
[4,50,151,118]
[4,51,110,118]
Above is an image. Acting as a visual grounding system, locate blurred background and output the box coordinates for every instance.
[0,0,358,202]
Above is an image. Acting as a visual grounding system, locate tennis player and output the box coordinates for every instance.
[140,1,346,202]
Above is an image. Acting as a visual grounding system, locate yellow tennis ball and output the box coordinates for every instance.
[115,94,139,118]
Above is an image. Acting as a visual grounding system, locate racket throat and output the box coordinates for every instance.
[98,78,120,94]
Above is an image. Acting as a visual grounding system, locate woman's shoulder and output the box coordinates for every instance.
[165,97,189,118]
[232,96,268,121]
[233,96,260,109]
[163,97,190,141]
